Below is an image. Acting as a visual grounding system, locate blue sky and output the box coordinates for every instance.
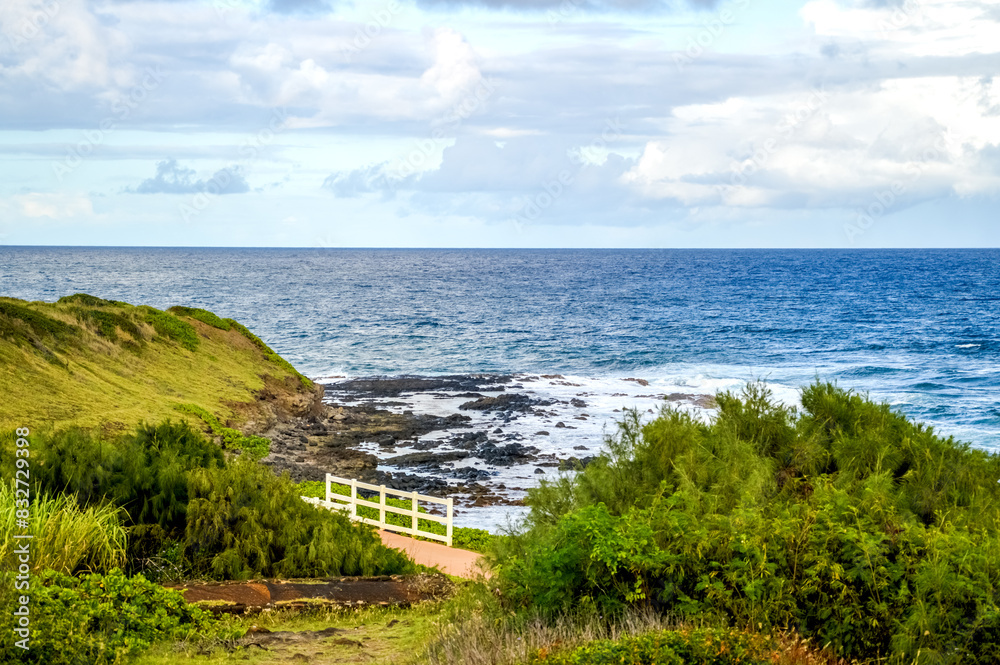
[0,0,997,247]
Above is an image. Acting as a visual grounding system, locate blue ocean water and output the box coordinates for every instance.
[2,247,998,451]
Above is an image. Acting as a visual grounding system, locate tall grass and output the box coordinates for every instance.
[0,485,126,574]
[429,606,672,665]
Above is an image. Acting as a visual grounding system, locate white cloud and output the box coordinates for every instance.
[803,0,1000,58]
[4,193,95,219]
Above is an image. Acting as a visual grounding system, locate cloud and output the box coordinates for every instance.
[131,159,251,195]
[415,0,717,10]
[266,0,335,14]
[1,193,95,219]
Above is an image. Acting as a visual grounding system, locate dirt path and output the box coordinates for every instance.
[378,530,487,579]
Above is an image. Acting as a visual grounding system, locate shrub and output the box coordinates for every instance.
[186,459,418,579]
[138,306,200,351]
[168,306,233,331]
[0,299,78,365]
[493,382,1000,665]
[56,293,120,308]
[0,486,126,575]
[70,307,145,348]
[20,421,225,530]
[530,627,781,665]
[0,569,229,665]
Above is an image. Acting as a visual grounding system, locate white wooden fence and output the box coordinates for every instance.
[301,473,454,547]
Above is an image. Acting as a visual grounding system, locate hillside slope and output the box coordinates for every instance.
[0,294,320,434]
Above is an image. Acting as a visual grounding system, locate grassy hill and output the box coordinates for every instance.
[0,294,318,433]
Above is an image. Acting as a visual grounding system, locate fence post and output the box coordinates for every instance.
[325,473,332,506]
[411,491,418,534]
[351,478,358,520]
[446,497,453,547]
[379,485,386,527]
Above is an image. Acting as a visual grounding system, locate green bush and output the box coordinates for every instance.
[2,423,415,581]
[168,306,233,331]
[138,306,200,351]
[0,569,228,665]
[56,293,121,308]
[0,299,78,364]
[530,627,778,665]
[70,307,145,348]
[17,421,225,530]
[186,459,418,579]
[494,382,1000,665]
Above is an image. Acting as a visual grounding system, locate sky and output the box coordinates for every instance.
[0,0,997,247]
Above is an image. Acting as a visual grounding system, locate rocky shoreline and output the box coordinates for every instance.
[259,373,715,520]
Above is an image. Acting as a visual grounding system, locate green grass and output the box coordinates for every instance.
[132,602,447,665]
[177,403,271,460]
[0,295,314,433]
[139,305,201,351]
[0,485,127,575]
[225,317,314,389]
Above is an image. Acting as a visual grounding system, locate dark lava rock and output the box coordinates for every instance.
[450,430,490,450]
[477,441,539,466]
[382,451,470,468]
[453,466,494,481]
[375,471,451,495]
[534,468,545,474]
[535,431,550,436]
[570,398,587,408]
[459,393,554,413]
[555,422,567,428]
[573,445,588,450]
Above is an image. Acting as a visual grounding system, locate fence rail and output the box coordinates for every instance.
[301,473,454,547]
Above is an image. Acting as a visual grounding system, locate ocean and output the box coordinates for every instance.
[3,247,998,528]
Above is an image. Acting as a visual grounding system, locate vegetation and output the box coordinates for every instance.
[177,403,271,460]
[223,317,313,389]
[490,382,1000,664]
[0,569,231,665]
[0,485,127,574]
[0,423,417,581]
[528,627,834,665]
[168,306,233,331]
[0,295,315,433]
[186,458,416,579]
